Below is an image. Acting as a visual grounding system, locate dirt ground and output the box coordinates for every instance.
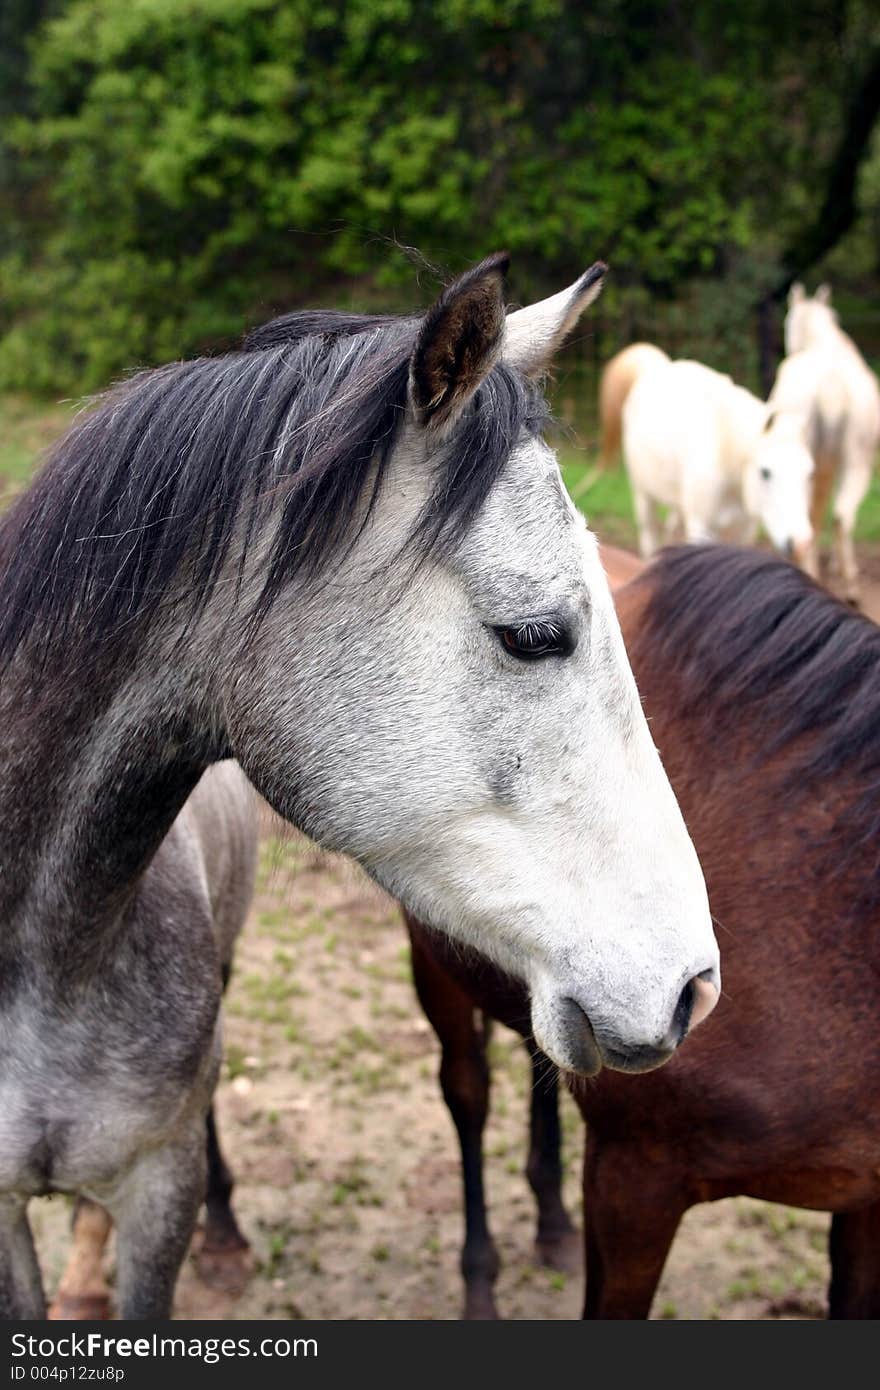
[26,539,880,1323]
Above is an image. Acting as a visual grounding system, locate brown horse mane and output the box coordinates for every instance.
[626,544,880,800]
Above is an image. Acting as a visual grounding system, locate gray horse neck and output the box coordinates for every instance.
[0,639,220,974]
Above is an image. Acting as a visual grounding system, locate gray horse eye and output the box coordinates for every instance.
[494,619,571,661]
[760,465,772,481]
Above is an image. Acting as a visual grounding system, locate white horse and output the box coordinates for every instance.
[771,283,880,602]
[622,358,815,561]
[598,342,670,466]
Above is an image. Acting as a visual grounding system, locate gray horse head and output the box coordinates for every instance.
[0,255,718,1074]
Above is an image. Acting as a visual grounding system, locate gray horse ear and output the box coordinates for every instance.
[788,282,805,307]
[503,262,607,377]
[409,252,509,430]
[815,283,832,305]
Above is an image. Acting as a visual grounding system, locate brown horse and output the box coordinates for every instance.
[407,542,880,1319]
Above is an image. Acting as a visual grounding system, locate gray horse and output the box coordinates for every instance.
[0,254,719,1318]
[48,760,257,1319]
[0,761,257,1319]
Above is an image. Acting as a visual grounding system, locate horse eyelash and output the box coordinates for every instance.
[515,619,563,644]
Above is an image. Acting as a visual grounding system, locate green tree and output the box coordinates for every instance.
[1,0,878,392]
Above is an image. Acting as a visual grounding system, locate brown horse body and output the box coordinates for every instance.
[407,543,880,1318]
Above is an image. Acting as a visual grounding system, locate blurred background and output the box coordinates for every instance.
[1,0,879,530]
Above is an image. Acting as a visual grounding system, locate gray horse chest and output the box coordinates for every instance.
[0,998,221,1196]
[0,862,223,1197]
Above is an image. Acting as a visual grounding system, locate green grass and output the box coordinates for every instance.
[559,448,639,547]
[0,393,79,497]
[3,392,880,548]
[851,473,880,541]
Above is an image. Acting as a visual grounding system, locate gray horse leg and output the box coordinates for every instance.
[0,1196,46,1319]
[107,1137,205,1320]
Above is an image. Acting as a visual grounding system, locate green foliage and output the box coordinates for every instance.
[0,393,78,496]
[1,0,879,390]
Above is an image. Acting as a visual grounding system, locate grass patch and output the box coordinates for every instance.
[850,472,880,541]
[330,1157,383,1209]
[224,1044,249,1081]
[558,450,639,548]
[0,394,79,500]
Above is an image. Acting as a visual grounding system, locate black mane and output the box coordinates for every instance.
[242,310,414,353]
[0,308,544,667]
[636,545,880,792]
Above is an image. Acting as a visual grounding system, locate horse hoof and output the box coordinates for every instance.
[535,1227,582,1275]
[195,1240,255,1295]
[49,1292,112,1321]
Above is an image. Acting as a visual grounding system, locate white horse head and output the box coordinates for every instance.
[1,255,719,1079]
[786,282,839,355]
[744,415,815,565]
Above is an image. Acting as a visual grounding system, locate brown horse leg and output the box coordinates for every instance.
[49,1199,113,1320]
[828,1203,880,1318]
[194,1102,253,1294]
[408,924,500,1319]
[582,1135,685,1319]
[524,1039,580,1273]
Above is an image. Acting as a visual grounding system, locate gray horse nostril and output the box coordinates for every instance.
[559,997,602,1076]
[671,978,695,1044]
[670,972,719,1046]
[690,970,720,1027]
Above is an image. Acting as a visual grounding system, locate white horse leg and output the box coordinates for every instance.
[810,452,837,568]
[681,466,723,547]
[632,489,662,558]
[806,450,837,577]
[662,507,683,544]
[105,1132,206,1320]
[0,1195,46,1319]
[682,513,716,545]
[833,441,873,604]
[800,541,820,580]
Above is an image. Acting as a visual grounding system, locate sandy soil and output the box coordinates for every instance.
[26,538,880,1323]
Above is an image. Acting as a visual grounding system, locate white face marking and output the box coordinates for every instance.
[225,423,718,1075]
